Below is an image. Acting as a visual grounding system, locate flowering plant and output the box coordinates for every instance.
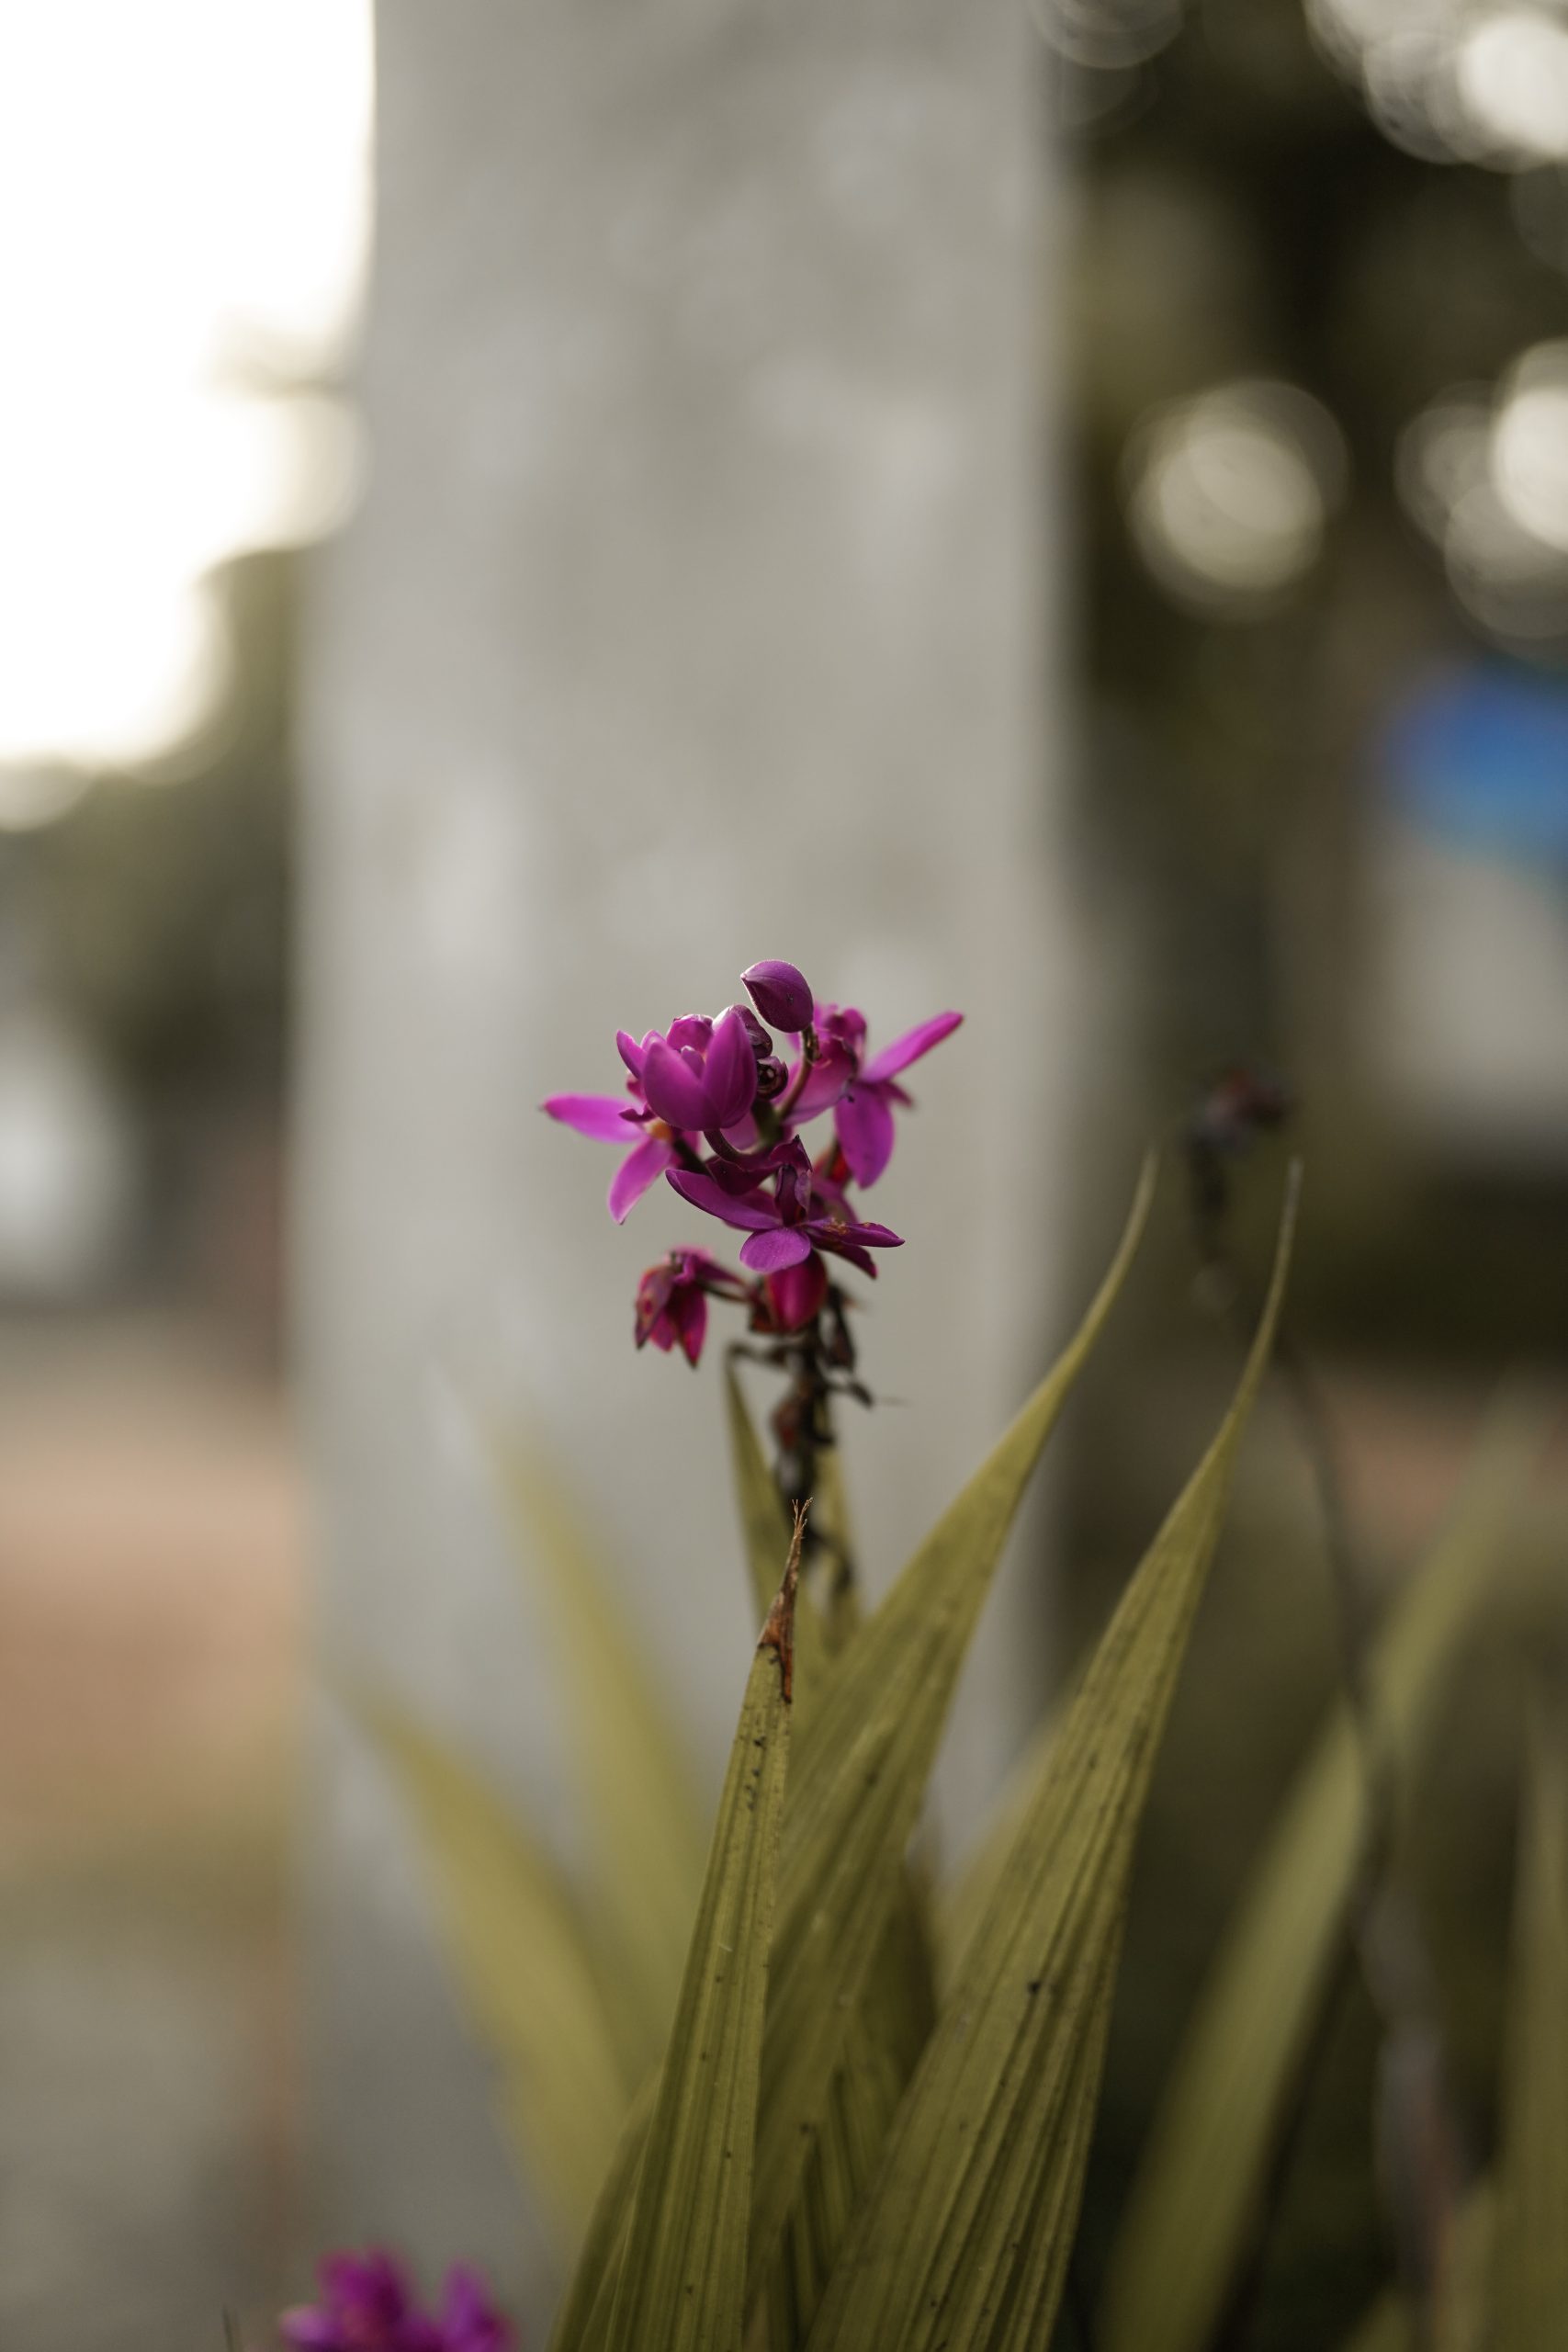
[545,959,958,1515]
[300,977,1562,2352]
[545,957,958,1368]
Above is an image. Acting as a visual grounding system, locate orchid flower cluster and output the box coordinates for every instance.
[278,2248,512,2352]
[543,960,961,1370]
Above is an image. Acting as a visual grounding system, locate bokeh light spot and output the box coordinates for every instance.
[1124,379,1348,612]
[1457,6,1568,162]
[1492,340,1568,551]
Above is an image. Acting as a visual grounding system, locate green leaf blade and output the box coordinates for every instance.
[801,1170,1298,2352]
[600,1524,802,2352]
[1338,2184,1495,2352]
[1493,1728,1568,2352]
[744,1155,1159,2310]
[724,1365,937,2340]
[360,1702,632,2247]
[1101,1413,1540,2352]
[491,1438,709,2074]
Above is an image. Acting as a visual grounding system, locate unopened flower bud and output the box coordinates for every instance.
[741,959,815,1034]
[754,1055,788,1101]
[734,1005,773,1057]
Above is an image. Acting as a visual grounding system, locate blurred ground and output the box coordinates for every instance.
[0,1313,299,2351]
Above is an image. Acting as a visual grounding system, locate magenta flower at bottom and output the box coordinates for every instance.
[279,2250,512,2352]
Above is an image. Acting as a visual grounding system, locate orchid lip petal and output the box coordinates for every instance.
[862,1009,964,1084]
[739,1225,814,1272]
[543,1093,641,1142]
[666,1165,782,1231]
[608,1134,676,1222]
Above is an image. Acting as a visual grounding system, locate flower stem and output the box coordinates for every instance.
[772,1024,820,1124]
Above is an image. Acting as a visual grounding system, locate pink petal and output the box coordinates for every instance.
[543,1093,640,1142]
[834,1085,897,1186]
[704,1005,757,1128]
[615,1030,645,1078]
[790,1040,857,1120]
[814,1232,877,1277]
[739,1225,814,1272]
[673,1288,708,1367]
[835,1218,903,1247]
[666,1166,781,1231]
[863,1010,963,1084]
[608,1134,676,1222]
[641,1040,712,1129]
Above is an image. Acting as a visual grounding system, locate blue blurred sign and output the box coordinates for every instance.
[1381,662,1568,867]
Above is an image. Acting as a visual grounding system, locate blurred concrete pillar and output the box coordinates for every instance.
[298,0,1077,2320]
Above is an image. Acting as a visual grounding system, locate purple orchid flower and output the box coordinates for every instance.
[544,962,964,1363]
[634,1248,748,1366]
[278,2250,512,2352]
[543,1007,759,1223]
[781,1002,866,1123]
[834,1009,964,1186]
[776,1001,962,1184]
[637,1005,757,1133]
[666,1157,903,1277]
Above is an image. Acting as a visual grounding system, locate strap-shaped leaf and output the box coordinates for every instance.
[600,1521,802,2352]
[801,1170,1297,2352]
[548,2074,658,2352]
[725,1367,937,2344]
[361,1702,631,2247]
[491,1439,709,2075]
[1493,1728,1568,2352]
[558,1157,1156,2341]
[1101,1413,1539,2352]
[727,1360,936,2313]
[941,1700,1064,1993]
[746,1155,1159,2309]
[1338,2185,1495,2352]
